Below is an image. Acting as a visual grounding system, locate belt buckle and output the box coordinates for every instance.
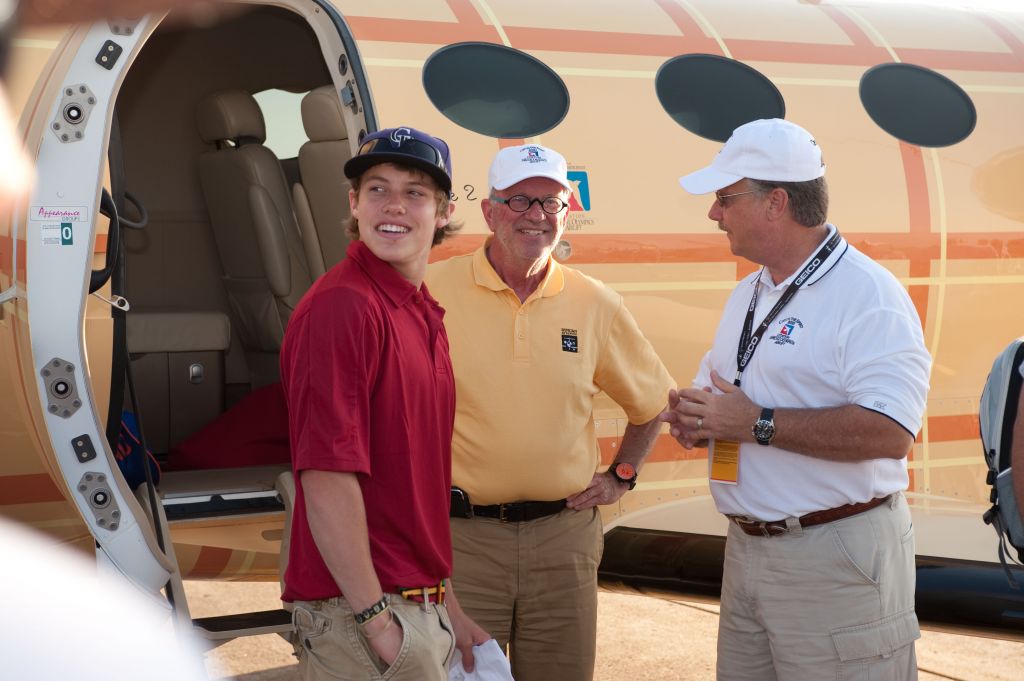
[734,516,778,537]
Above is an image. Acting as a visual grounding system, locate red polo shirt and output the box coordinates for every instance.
[280,240,455,602]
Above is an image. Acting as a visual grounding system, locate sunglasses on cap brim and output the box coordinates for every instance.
[357,137,447,175]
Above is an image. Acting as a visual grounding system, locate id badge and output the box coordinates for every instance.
[710,439,740,485]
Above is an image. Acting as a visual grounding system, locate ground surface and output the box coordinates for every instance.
[185,581,1024,680]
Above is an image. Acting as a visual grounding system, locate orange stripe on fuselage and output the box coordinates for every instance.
[977,14,1024,60]
[599,433,706,466]
[898,142,932,325]
[652,0,712,42]
[444,0,487,27]
[431,231,1022,266]
[924,414,980,444]
[186,546,233,578]
[503,26,714,59]
[343,13,1024,73]
[0,473,66,505]
[346,17,498,45]
[816,4,875,49]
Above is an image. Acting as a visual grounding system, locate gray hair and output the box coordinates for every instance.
[749,176,828,228]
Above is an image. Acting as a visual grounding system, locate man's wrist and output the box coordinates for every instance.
[362,609,394,638]
[608,461,638,490]
[354,595,389,625]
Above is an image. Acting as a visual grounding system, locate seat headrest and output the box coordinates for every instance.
[301,86,349,143]
[196,89,266,144]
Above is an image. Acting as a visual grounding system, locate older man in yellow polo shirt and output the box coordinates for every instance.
[426,144,673,681]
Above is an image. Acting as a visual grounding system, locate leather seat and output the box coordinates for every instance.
[292,85,354,273]
[195,89,312,363]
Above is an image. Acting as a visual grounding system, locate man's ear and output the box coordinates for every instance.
[348,188,359,217]
[765,187,788,220]
[437,198,455,227]
[481,197,496,229]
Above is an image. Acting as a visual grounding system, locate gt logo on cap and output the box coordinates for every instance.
[389,127,412,146]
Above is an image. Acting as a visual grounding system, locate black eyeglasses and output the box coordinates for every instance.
[492,195,568,214]
[357,137,446,173]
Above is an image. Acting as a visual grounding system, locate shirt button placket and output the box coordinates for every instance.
[514,306,529,361]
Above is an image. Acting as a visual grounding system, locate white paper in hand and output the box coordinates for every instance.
[448,639,514,681]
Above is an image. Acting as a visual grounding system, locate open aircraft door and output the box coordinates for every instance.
[20,15,176,601]
[14,2,378,623]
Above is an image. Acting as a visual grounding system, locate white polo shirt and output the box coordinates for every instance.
[696,224,931,520]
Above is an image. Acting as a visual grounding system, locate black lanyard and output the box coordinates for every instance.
[734,229,842,387]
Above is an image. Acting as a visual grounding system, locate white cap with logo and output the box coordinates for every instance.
[679,118,826,195]
[488,144,572,192]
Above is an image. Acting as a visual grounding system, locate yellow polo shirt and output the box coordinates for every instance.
[426,243,674,505]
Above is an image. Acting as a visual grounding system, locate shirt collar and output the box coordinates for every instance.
[756,223,847,291]
[347,240,420,307]
[471,237,565,300]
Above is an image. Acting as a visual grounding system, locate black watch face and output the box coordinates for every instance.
[755,420,775,444]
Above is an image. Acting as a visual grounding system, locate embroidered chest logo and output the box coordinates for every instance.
[769,317,804,346]
[561,328,578,353]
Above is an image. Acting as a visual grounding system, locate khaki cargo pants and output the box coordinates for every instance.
[292,594,455,681]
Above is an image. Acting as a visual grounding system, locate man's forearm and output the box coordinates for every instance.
[768,404,913,462]
[614,415,663,470]
[302,469,384,613]
[672,373,914,463]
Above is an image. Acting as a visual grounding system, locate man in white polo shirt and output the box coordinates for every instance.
[662,118,931,681]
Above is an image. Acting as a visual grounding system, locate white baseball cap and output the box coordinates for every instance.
[679,118,826,195]
[488,144,572,192]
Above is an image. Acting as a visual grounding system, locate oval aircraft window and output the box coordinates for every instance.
[655,54,785,142]
[860,64,975,147]
[423,42,569,138]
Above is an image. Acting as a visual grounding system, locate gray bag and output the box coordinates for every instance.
[980,337,1024,588]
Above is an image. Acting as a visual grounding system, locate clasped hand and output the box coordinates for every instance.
[659,371,760,448]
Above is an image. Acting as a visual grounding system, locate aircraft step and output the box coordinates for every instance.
[192,608,292,640]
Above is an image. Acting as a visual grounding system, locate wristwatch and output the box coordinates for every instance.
[609,461,638,490]
[752,407,776,446]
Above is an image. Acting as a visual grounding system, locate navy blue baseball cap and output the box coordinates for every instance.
[344,126,453,193]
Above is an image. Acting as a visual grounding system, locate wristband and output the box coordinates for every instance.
[354,596,389,625]
[363,613,394,639]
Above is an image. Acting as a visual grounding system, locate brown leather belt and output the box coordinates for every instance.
[728,495,891,537]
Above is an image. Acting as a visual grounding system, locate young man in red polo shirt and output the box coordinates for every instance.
[280,127,488,680]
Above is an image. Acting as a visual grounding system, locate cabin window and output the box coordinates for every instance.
[655,54,785,142]
[253,88,308,158]
[859,63,975,147]
[423,42,569,138]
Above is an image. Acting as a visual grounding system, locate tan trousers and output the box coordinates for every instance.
[451,507,603,681]
[291,594,455,681]
[717,492,920,681]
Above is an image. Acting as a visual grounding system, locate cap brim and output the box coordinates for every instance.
[344,153,452,193]
[678,166,743,195]
[492,169,572,193]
